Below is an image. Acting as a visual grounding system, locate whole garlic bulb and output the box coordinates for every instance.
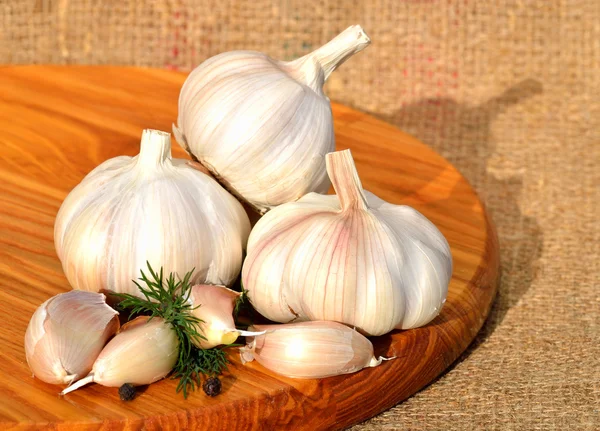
[24,291,119,385]
[54,129,250,297]
[61,316,179,394]
[242,150,453,336]
[173,25,371,213]
[240,321,385,379]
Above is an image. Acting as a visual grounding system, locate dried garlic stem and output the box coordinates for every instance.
[136,129,172,167]
[309,25,371,80]
[326,149,369,210]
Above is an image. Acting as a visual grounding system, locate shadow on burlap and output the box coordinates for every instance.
[389,79,545,338]
[1,1,598,430]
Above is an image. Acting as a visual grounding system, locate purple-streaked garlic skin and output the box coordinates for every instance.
[242,149,452,336]
[24,290,119,385]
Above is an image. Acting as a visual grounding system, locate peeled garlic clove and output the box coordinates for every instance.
[24,291,119,385]
[240,321,385,378]
[188,284,263,348]
[54,129,250,298]
[174,25,370,213]
[242,149,453,336]
[61,316,179,394]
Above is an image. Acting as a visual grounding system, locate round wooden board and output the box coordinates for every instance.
[0,66,498,430]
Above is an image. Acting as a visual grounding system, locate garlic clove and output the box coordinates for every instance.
[24,291,119,385]
[92,316,179,387]
[188,284,263,349]
[174,26,370,213]
[61,316,179,394]
[240,321,387,379]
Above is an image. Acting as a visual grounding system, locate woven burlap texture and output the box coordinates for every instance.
[1,1,599,430]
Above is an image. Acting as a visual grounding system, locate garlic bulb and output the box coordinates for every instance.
[54,129,251,297]
[174,25,371,213]
[24,291,119,385]
[242,150,453,336]
[240,321,385,378]
[61,316,178,394]
[188,284,262,349]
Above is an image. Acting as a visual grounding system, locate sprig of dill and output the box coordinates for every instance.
[113,262,229,399]
[172,347,229,397]
[233,283,248,319]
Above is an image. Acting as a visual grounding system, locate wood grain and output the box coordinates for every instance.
[0,66,499,431]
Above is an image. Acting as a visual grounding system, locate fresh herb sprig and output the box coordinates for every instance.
[233,283,249,319]
[173,347,229,397]
[114,262,229,398]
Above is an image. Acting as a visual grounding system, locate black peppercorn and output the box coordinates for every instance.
[202,377,221,397]
[119,383,137,401]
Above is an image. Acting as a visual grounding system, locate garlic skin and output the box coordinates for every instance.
[24,291,119,385]
[54,129,251,297]
[242,150,453,336]
[61,316,179,394]
[240,321,384,379]
[174,25,370,213]
[188,284,262,349]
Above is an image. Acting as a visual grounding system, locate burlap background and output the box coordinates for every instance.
[1,1,598,429]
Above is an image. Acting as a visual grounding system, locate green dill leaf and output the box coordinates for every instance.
[112,261,230,399]
[233,283,248,319]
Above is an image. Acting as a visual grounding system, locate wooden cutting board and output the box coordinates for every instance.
[0,66,499,430]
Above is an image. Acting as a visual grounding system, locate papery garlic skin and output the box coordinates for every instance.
[174,25,370,212]
[188,284,263,348]
[24,291,119,385]
[242,150,453,336]
[91,316,178,387]
[189,284,240,348]
[240,321,383,379]
[54,129,250,298]
[61,316,179,394]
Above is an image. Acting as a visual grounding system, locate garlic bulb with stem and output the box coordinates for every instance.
[61,316,179,394]
[188,284,263,349]
[242,149,453,336]
[173,25,370,213]
[54,129,250,298]
[240,321,388,379]
[25,291,119,385]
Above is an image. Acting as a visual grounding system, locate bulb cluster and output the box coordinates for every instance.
[25,24,453,393]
